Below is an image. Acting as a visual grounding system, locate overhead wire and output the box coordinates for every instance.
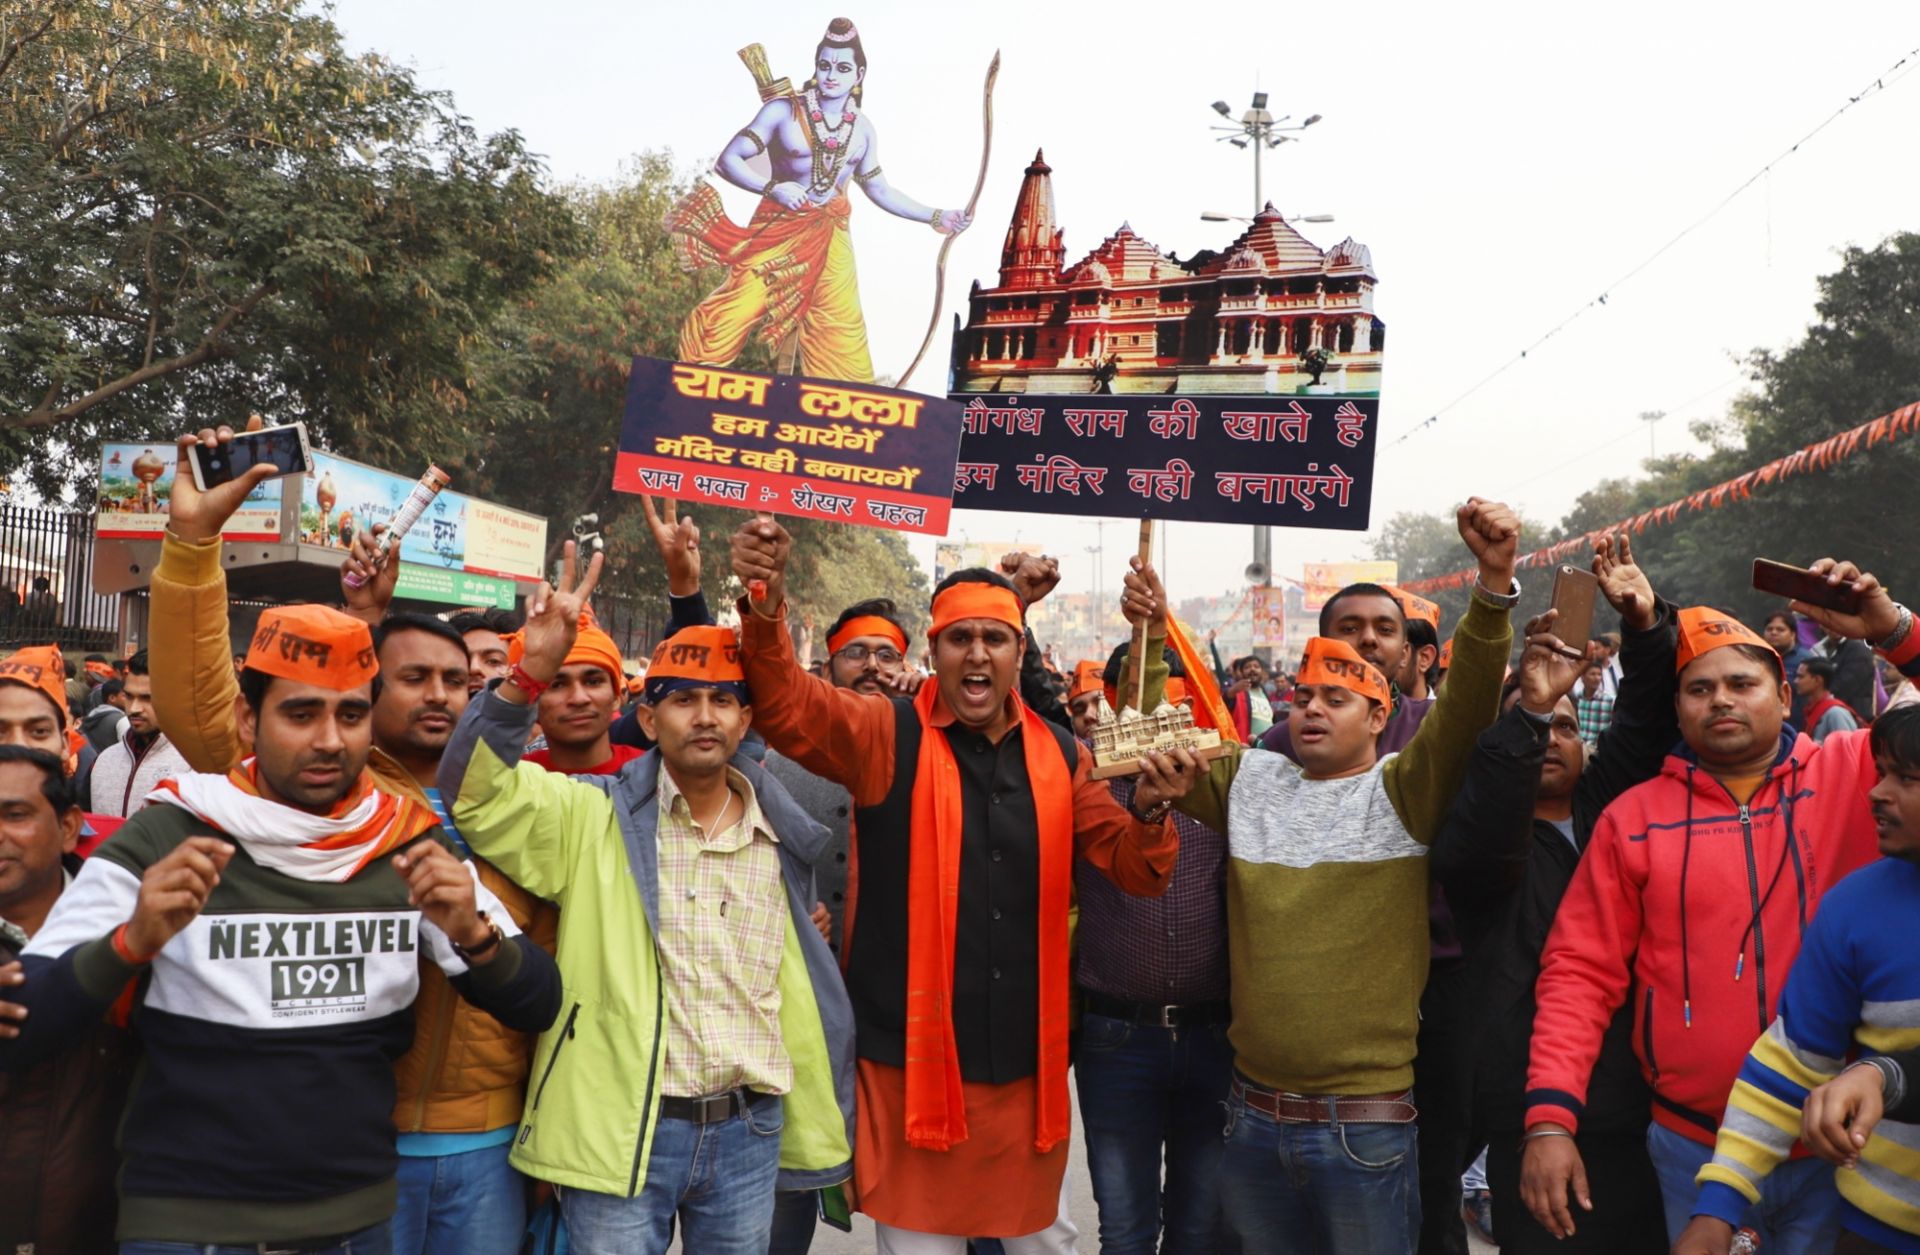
[1382,43,1920,451]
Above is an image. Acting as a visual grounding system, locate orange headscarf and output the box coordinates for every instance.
[1068,660,1105,701]
[247,606,378,692]
[1676,606,1780,677]
[0,645,70,727]
[1297,637,1392,706]
[506,612,625,684]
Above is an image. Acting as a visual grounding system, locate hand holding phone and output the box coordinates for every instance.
[1549,565,1599,660]
[1756,558,1902,643]
[187,420,312,492]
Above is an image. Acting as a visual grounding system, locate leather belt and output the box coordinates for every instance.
[1081,991,1232,1029]
[659,1087,776,1125]
[1231,1075,1417,1125]
[255,1238,361,1254]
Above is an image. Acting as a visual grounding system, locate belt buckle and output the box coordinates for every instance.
[696,1092,735,1123]
[1153,1004,1179,1028]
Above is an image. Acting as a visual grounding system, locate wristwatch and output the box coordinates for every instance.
[451,911,503,964]
[1130,795,1174,825]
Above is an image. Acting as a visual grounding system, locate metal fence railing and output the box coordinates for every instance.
[0,504,121,654]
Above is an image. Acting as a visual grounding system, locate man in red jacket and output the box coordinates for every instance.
[1521,574,1917,1254]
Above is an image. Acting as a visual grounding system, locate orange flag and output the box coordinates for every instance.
[1164,616,1235,735]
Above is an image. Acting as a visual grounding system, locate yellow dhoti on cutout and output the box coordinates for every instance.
[670,184,875,384]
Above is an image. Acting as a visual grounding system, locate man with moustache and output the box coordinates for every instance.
[1525,562,1915,1254]
[437,549,857,1255]
[1666,571,1920,1255]
[1429,534,1678,1253]
[731,517,1184,1254]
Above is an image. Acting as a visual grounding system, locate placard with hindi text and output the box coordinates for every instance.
[945,392,1378,530]
[614,358,964,535]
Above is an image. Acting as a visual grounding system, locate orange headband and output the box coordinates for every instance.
[1676,606,1780,677]
[828,615,908,657]
[247,605,378,693]
[1297,636,1391,706]
[928,583,1024,640]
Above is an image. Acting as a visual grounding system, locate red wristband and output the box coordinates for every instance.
[112,923,157,966]
[506,663,549,702]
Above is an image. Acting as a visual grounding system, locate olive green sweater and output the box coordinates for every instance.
[1141,592,1511,1095]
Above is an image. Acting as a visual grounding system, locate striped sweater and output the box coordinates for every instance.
[0,803,560,1245]
[1694,856,1920,1253]
[1144,592,1511,1095]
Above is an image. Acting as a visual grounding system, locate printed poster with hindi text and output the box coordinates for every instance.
[614,358,964,535]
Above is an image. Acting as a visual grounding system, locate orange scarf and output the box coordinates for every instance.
[904,680,1075,1152]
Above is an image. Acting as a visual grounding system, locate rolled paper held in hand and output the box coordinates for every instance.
[343,464,451,589]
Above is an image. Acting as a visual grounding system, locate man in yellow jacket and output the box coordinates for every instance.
[149,423,555,1255]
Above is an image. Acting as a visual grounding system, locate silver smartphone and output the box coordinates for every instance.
[187,421,314,492]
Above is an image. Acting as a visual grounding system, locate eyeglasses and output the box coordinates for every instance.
[835,644,902,665]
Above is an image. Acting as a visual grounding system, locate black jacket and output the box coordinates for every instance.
[1431,600,1679,1135]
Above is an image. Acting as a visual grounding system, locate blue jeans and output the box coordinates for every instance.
[1218,1082,1420,1255]
[1647,1121,1842,1253]
[1074,1011,1235,1254]
[560,1096,784,1255]
[122,1224,391,1255]
[390,1141,525,1255]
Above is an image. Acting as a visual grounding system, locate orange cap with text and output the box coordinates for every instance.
[645,625,749,704]
[0,644,71,726]
[1675,606,1780,677]
[1297,636,1392,706]
[1387,586,1442,631]
[246,605,379,692]
[1069,659,1105,701]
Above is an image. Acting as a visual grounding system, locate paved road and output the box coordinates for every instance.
[674,1088,1499,1252]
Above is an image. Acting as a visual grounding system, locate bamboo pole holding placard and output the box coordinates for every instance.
[1130,518,1154,713]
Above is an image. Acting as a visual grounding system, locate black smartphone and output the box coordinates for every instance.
[1549,565,1600,659]
[187,421,313,491]
[817,1184,853,1233]
[1753,559,1864,614]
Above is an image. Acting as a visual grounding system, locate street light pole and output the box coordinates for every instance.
[1208,91,1321,636]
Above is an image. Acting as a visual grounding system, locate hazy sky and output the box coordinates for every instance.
[329,0,1920,604]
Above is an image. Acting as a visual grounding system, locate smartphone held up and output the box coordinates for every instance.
[1752,559,1864,614]
[188,421,313,492]
[1549,565,1599,660]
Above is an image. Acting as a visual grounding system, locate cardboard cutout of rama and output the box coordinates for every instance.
[668,17,973,384]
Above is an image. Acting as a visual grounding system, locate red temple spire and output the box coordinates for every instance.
[998,148,1064,290]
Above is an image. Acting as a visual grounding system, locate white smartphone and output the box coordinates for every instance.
[188,421,314,492]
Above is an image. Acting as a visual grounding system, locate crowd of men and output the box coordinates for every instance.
[6,426,1920,1255]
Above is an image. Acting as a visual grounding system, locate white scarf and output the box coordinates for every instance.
[148,763,409,884]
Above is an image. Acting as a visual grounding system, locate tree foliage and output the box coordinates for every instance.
[0,0,581,497]
[1373,233,1920,634]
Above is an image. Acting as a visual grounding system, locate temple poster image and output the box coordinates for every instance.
[947,151,1384,530]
